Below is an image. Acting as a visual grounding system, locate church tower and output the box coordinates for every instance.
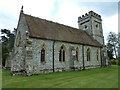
[78,11,104,45]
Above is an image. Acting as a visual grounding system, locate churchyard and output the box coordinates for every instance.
[2,65,118,88]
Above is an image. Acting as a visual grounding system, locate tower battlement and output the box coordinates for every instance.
[78,11,101,22]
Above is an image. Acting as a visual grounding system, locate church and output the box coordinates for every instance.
[11,8,108,75]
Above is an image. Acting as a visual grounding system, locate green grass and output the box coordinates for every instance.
[0,69,2,89]
[2,66,118,88]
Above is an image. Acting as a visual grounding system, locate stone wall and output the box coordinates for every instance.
[11,34,102,75]
[25,38,101,75]
[54,42,83,71]
[84,46,101,69]
[11,12,29,72]
[25,39,53,75]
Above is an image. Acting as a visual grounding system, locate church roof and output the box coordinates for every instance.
[24,13,102,47]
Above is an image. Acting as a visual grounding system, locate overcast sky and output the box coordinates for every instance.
[0,0,119,43]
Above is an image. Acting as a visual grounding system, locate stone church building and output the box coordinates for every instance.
[11,8,108,75]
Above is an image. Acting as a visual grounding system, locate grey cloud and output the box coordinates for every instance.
[78,2,118,17]
[0,13,17,30]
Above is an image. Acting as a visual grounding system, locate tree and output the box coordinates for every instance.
[118,33,120,66]
[1,29,15,66]
[117,33,120,57]
[106,43,114,59]
[107,32,118,58]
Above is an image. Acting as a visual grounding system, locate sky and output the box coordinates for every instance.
[0,0,119,43]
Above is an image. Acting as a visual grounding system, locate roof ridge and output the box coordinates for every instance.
[24,13,84,32]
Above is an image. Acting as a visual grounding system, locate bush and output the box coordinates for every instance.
[111,59,116,65]
[118,59,120,66]
[110,59,119,65]
[108,60,112,65]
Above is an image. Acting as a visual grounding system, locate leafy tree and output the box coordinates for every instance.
[107,32,118,58]
[1,29,15,66]
[118,33,120,66]
[117,33,120,57]
[106,43,114,59]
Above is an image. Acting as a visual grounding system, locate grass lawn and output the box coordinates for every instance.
[0,69,2,89]
[2,65,118,88]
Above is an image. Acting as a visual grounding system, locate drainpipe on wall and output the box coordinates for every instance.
[82,45,85,70]
[100,48,103,67]
[53,41,55,72]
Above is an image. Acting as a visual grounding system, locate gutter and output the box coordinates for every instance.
[82,45,85,70]
[100,48,103,67]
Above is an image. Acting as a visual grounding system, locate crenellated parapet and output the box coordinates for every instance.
[78,11,101,22]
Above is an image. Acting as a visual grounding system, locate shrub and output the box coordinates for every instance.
[116,60,119,65]
[111,59,116,65]
[118,59,120,66]
[110,59,119,65]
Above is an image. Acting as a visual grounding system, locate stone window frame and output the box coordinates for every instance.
[86,48,91,61]
[94,20,100,30]
[16,31,21,47]
[59,45,66,62]
[40,44,46,64]
[96,49,99,61]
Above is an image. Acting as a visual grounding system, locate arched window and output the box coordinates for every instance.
[59,45,65,62]
[87,48,90,61]
[63,50,65,62]
[59,49,62,62]
[76,48,79,61]
[41,48,45,62]
[97,50,99,61]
